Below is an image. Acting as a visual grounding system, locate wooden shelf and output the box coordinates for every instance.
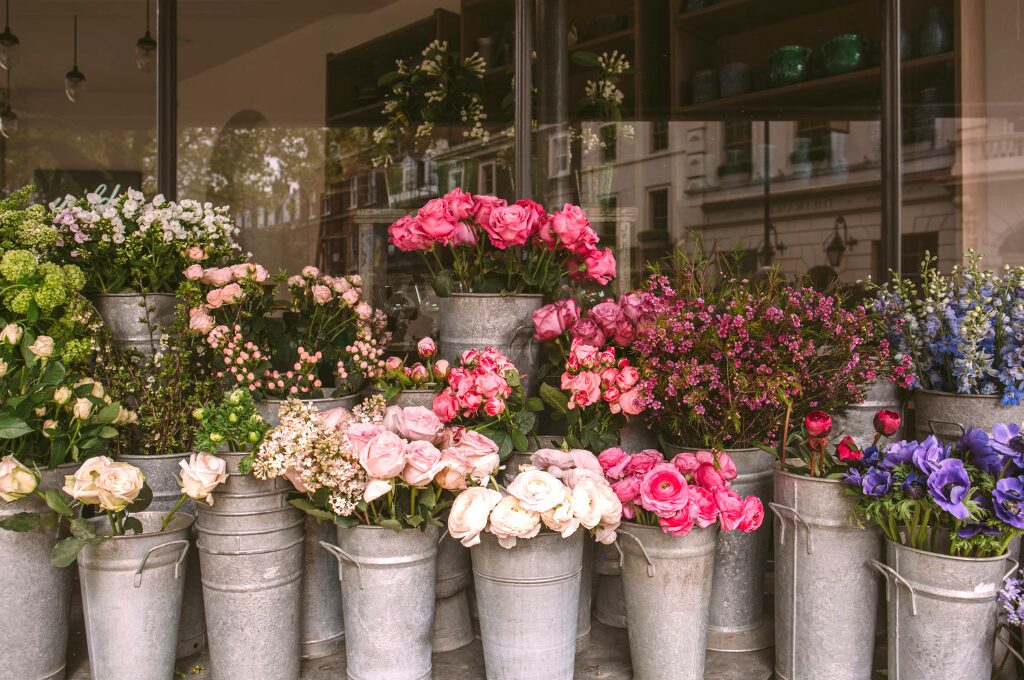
[327,102,383,126]
[676,0,865,38]
[571,28,635,54]
[673,52,953,120]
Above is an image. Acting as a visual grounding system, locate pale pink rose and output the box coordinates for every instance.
[540,486,580,538]
[347,423,382,455]
[287,275,306,288]
[611,475,640,506]
[388,214,434,252]
[449,221,477,246]
[434,453,470,491]
[311,285,332,304]
[63,456,113,504]
[216,283,242,305]
[507,469,566,513]
[618,388,644,416]
[739,496,764,532]
[432,390,459,422]
[488,495,542,549]
[570,317,606,347]
[448,486,503,547]
[184,264,204,281]
[484,204,533,249]
[563,371,602,408]
[359,430,407,479]
[363,478,392,503]
[189,307,215,334]
[589,301,623,335]
[443,188,475,221]
[451,430,501,483]
[201,267,234,287]
[381,406,403,434]
[689,486,719,528]
[395,406,444,442]
[713,487,746,531]
[639,463,689,518]
[232,263,270,282]
[341,289,360,306]
[671,452,701,476]
[403,441,443,486]
[616,366,640,390]
[385,356,403,372]
[205,288,225,309]
[302,266,320,278]
[320,407,348,431]
[284,468,310,493]
[598,447,630,479]
[531,299,580,342]
[658,501,698,537]
[416,198,457,243]
[483,397,505,417]
[187,246,207,261]
[331,277,352,294]
[355,303,372,320]
[417,336,437,358]
[583,248,616,285]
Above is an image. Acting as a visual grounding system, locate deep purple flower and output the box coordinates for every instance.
[927,458,972,520]
[961,428,1002,475]
[881,440,916,469]
[862,468,893,498]
[993,477,1024,529]
[911,436,949,474]
[862,445,881,467]
[843,467,864,488]
[991,423,1023,462]
[957,522,1000,539]
[901,470,926,499]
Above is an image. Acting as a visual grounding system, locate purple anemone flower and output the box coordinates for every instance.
[862,468,893,498]
[991,423,1024,462]
[927,458,972,519]
[993,476,1024,529]
[960,427,1002,475]
[911,436,949,474]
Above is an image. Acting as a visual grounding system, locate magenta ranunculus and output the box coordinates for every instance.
[589,301,623,335]
[598,447,630,479]
[532,299,580,342]
[639,463,689,518]
[627,450,663,476]
[805,410,833,438]
[611,475,641,506]
[571,317,606,347]
[695,463,727,490]
[417,198,458,243]
[688,486,719,528]
[714,487,746,531]
[658,501,698,536]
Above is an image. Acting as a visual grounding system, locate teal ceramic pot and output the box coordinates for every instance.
[768,45,812,87]
[692,68,720,103]
[822,34,867,75]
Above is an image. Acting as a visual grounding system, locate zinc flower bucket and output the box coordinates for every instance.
[0,464,75,680]
[471,530,584,680]
[325,524,440,680]
[913,389,1024,444]
[618,522,718,680]
[834,380,904,443]
[78,511,193,680]
[92,292,178,356]
[771,468,882,680]
[433,532,474,653]
[196,452,304,680]
[871,539,1014,680]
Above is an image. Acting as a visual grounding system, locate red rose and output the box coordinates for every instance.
[873,409,901,437]
[836,436,862,463]
[804,410,833,438]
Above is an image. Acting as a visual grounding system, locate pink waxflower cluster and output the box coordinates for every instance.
[598,448,764,537]
[561,340,643,415]
[388,189,616,289]
[432,348,517,422]
[532,293,642,348]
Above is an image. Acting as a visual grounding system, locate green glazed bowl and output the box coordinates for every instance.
[822,33,867,75]
[768,45,812,87]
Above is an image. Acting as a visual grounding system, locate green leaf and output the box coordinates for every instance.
[69,517,96,540]
[125,484,153,513]
[540,382,569,415]
[379,518,404,532]
[404,513,424,527]
[50,536,95,567]
[492,430,513,460]
[385,385,402,401]
[49,439,68,469]
[122,517,144,535]
[334,515,359,528]
[431,271,453,298]
[505,371,521,388]
[0,512,42,532]
[39,361,66,387]
[526,396,544,412]
[515,411,537,435]
[417,487,436,510]
[511,429,529,452]
[289,498,338,521]
[570,50,602,68]
[94,403,122,426]
[0,415,32,439]
[44,488,74,518]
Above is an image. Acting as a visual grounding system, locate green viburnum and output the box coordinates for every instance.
[0,249,37,281]
[0,186,57,255]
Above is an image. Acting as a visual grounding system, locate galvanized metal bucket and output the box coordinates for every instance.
[619,418,658,453]
[433,532,474,652]
[117,453,205,659]
[913,388,1024,444]
[326,524,439,680]
[617,522,718,680]
[438,293,543,394]
[196,452,304,680]
[594,541,626,628]
[390,389,437,409]
[771,468,882,680]
[92,293,178,355]
[256,393,362,427]
[472,530,583,680]
[0,464,75,680]
[834,380,904,443]
[871,540,1014,680]
[79,511,193,680]
[667,444,775,651]
[301,517,345,659]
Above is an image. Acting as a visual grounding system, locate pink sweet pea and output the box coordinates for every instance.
[639,463,689,518]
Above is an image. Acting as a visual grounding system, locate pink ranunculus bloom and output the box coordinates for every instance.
[201,267,234,287]
[688,485,720,528]
[671,452,700,476]
[187,246,208,261]
[403,440,443,487]
[360,430,407,479]
[589,301,623,335]
[570,317,606,348]
[443,187,475,221]
[484,204,534,249]
[470,194,507,228]
[584,247,617,285]
[432,390,459,422]
[618,388,644,416]
[388,214,434,252]
[716,452,738,482]
[626,450,664,476]
[658,500,699,536]
[713,487,746,531]
[417,336,437,358]
[638,463,689,518]
[695,463,727,489]
[531,299,580,342]
[611,475,641,506]
[417,197,458,243]
[184,264,204,281]
[311,285,332,305]
[188,307,215,334]
[739,496,764,532]
[598,448,630,479]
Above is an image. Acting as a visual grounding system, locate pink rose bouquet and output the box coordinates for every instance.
[432,347,543,460]
[387,190,616,295]
[181,264,390,399]
[374,336,449,398]
[598,447,763,537]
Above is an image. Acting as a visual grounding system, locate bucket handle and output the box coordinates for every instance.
[509,324,537,362]
[768,502,814,555]
[1005,558,1020,582]
[869,559,918,616]
[320,541,365,590]
[928,418,965,437]
[614,529,656,578]
[997,622,1024,667]
[133,539,189,588]
[438,529,450,545]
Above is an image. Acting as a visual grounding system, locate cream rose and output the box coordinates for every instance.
[593,482,623,544]
[540,486,580,538]
[0,323,22,345]
[487,495,542,549]
[52,386,72,405]
[95,462,146,512]
[0,455,38,502]
[448,486,502,547]
[62,456,113,505]
[179,453,228,505]
[72,398,93,420]
[0,358,7,378]
[450,430,501,484]
[402,440,443,487]
[363,478,392,503]
[28,335,54,359]
[506,469,568,513]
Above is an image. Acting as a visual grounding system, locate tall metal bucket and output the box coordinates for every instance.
[619,418,657,453]
[326,525,440,680]
[92,293,178,355]
[433,533,474,652]
[471,531,583,680]
[196,453,304,680]
[389,390,436,409]
[618,522,718,680]
[78,511,193,680]
[872,540,1014,680]
[913,389,1024,444]
[668,444,775,651]
[438,293,543,394]
[255,393,362,427]
[301,517,345,659]
[834,380,904,442]
[771,469,882,680]
[0,464,75,680]
[117,453,206,658]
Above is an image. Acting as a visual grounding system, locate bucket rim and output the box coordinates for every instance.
[441,292,545,301]
[91,292,178,300]
[885,537,1009,564]
[773,466,848,487]
[913,387,1008,402]
[89,510,194,540]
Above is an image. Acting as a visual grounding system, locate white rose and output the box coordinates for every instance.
[506,469,566,513]
[540,486,580,538]
[90,382,104,399]
[570,477,605,530]
[0,323,22,345]
[448,486,502,548]
[593,481,623,544]
[53,386,71,404]
[112,406,137,425]
[178,453,228,505]
[0,455,38,502]
[28,336,54,358]
[487,495,542,549]
[0,358,7,378]
[72,398,93,420]
[63,456,113,505]
[95,462,145,512]
[41,419,57,438]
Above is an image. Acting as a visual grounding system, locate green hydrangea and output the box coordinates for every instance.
[61,338,93,365]
[34,276,68,312]
[0,249,37,282]
[62,265,85,291]
[7,288,33,314]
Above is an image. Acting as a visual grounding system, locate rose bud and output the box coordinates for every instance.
[408,363,429,384]
[417,336,437,359]
[872,409,901,437]
[384,356,404,373]
[836,436,863,463]
[433,359,451,380]
[804,410,833,438]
